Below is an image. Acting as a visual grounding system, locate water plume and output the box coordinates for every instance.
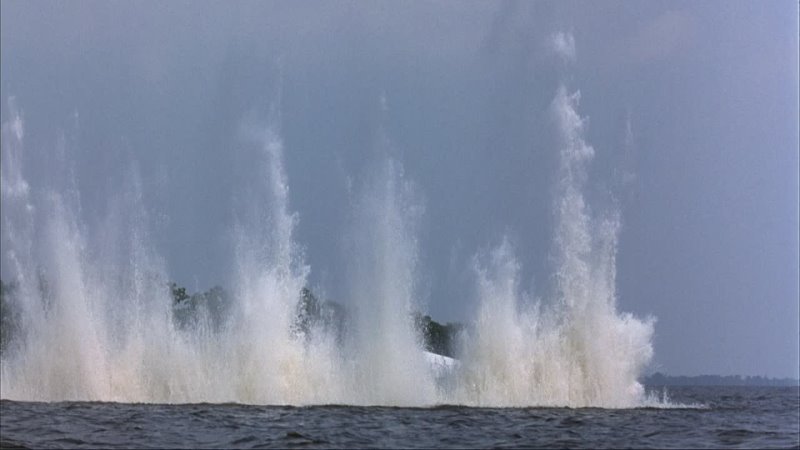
[343,150,436,405]
[0,80,657,407]
[223,120,344,405]
[453,85,655,407]
[0,105,345,404]
[0,102,182,401]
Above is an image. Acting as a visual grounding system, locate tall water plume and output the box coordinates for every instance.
[1,60,656,407]
[453,85,655,408]
[223,119,344,404]
[0,101,190,401]
[550,86,654,406]
[343,148,437,405]
[0,103,346,403]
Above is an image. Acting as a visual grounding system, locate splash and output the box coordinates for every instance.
[0,82,657,407]
[0,105,343,404]
[0,100,183,401]
[222,121,345,404]
[453,86,655,407]
[343,151,437,405]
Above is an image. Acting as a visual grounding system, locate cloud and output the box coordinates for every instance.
[549,31,576,63]
[621,111,637,187]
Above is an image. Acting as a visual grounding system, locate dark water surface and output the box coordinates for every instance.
[1,387,798,449]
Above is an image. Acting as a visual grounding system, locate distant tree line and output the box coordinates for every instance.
[644,372,799,387]
[170,282,229,330]
[167,281,464,356]
[413,313,463,358]
[0,279,21,354]
[19,278,798,387]
[291,287,348,346]
[1,277,464,359]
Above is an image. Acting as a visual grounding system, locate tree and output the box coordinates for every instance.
[414,312,463,358]
[168,282,189,304]
[0,279,21,355]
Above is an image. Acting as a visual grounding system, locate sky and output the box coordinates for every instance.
[1,1,797,378]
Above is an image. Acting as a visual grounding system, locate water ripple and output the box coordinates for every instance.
[1,387,797,449]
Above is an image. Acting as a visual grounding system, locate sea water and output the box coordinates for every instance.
[1,387,798,449]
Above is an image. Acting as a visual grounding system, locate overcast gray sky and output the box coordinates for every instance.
[1,1,797,378]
